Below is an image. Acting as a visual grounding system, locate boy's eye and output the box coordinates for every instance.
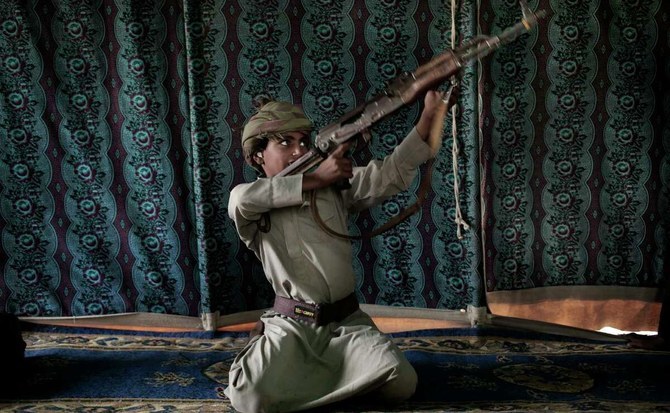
[279,140,289,146]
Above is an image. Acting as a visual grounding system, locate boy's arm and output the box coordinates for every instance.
[343,91,443,210]
[228,175,304,224]
[229,92,443,224]
[344,129,432,210]
[229,144,354,230]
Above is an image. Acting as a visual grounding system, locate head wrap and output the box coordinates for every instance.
[240,101,312,172]
[241,101,312,146]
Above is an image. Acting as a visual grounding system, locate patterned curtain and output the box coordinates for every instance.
[480,0,670,330]
[0,0,667,331]
[0,0,202,317]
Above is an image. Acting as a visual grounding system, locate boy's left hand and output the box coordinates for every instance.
[416,88,459,141]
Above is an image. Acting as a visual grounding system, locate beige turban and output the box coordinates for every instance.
[241,101,312,146]
[240,101,312,170]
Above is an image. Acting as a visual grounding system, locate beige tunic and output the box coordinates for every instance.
[226,129,431,413]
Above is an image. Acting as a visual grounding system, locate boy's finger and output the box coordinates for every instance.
[330,142,351,158]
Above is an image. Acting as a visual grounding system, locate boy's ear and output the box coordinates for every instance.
[253,152,264,165]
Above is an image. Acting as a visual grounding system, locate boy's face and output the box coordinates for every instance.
[256,131,311,177]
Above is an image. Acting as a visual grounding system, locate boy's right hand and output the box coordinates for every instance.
[302,143,353,191]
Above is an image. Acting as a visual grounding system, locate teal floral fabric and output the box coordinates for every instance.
[480,0,669,291]
[0,0,667,318]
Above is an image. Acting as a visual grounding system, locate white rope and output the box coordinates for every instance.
[450,0,470,240]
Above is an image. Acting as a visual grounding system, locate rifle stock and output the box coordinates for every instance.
[277,0,545,178]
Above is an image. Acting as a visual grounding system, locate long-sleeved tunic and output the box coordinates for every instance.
[225,129,431,413]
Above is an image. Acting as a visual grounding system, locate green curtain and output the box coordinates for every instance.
[1,0,667,327]
[481,0,669,290]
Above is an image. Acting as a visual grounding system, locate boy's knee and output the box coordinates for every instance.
[375,363,418,402]
[228,386,277,413]
[227,373,279,413]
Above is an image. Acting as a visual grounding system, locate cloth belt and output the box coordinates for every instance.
[273,293,359,326]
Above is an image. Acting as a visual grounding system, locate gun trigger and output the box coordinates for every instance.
[361,129,372,144]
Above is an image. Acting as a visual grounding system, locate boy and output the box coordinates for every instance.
[226,91,444,413]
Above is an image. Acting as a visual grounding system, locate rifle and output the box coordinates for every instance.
[277,0,546,178]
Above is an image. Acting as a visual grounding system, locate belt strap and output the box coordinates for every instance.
[273,293,359,326]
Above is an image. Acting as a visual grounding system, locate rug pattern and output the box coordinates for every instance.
[1,326,669,412]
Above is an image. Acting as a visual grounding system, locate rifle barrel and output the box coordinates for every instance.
[275,2,545,178]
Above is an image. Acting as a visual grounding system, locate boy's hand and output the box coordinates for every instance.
[416,88,458,141]
[302,143,353,191]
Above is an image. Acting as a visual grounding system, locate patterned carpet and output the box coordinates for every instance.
[1,324,669,412]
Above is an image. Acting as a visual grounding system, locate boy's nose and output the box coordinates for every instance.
[293,146,306,156]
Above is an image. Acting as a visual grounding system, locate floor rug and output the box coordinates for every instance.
[1,324,669,412]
